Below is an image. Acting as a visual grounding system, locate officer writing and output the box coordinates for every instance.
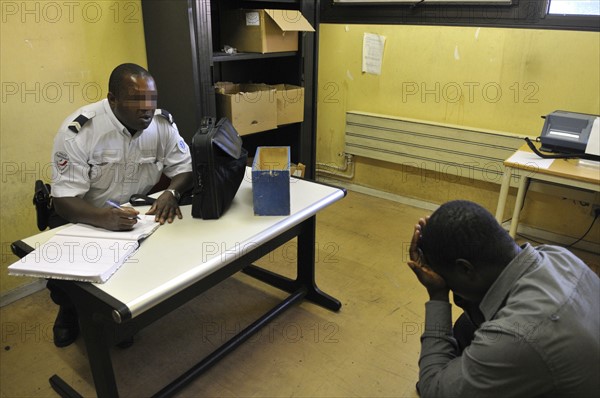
[48,63,193,347]
[52,62,192,229]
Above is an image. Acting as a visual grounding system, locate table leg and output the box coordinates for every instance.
[49,323,119,398]
[496,167,512,223]
[49,375,83,398]
[509,175,529,238]
[296,216,341,311]
[77,314,120,397]
[49,282,122,398]
[242,216,341,312]
[152,289,307,398]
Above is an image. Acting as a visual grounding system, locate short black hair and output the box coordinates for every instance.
[108,63,152,97]
[419,200,514,270]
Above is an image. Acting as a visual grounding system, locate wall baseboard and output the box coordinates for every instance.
[0,280,47,308]
[319,176,440,212]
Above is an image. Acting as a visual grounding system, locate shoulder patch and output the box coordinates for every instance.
[54,151,70,173]
[67,111,95,133]
[155,109,174,125]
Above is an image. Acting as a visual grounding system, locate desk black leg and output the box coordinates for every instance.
[153,288,307,398]
[77,313,120,397]
[242,265,296,291]
[296,216,341,312]
[48,331,119,398]
[243,216,341,312]
[47,283,120,398]
[49,375,83,398]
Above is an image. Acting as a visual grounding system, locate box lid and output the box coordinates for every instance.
[264,9,315,33]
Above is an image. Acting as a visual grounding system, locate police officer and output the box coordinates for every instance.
[49,63,193,347]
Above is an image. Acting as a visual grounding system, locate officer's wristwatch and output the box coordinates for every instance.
[165,189,181,203]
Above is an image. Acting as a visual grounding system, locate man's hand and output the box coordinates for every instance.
[146,191,182,224]
[407,217,450,302]
[103,207,139,231]
[53,196,139,231]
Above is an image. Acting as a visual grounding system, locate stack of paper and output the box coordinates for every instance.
[9,216,160,283]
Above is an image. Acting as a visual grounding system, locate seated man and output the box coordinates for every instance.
[407,200,599,397]
[49,63,193,347]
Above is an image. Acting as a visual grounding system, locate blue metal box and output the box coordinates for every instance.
[252,146,291,216]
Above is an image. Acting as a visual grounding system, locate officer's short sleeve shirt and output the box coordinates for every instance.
[51,99,192,208]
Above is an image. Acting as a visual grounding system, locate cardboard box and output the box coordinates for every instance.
[252,146,291,216]
[215,82,277,135]
[290,163,306,178]
[221,9,315,54]
[274,84,304,125]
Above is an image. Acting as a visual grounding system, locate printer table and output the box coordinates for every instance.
[12,177,346,398]
[495,142,600,237]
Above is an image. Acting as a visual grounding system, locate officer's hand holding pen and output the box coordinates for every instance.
[106,200,141,221]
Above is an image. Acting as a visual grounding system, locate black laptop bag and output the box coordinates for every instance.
[191,117,248,219]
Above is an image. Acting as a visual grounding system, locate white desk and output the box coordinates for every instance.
[495,143,600,237]
[12,173,345,398]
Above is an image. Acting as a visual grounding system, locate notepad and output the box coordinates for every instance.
[8,216,160,283]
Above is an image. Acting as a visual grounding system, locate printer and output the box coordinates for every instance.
[539,110,600,160]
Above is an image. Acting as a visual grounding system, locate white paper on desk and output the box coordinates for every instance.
[8,236,139,283]
[506,151,554,170]
[59,215,160,241]
[8,216,159,283]
[362,33,386,75]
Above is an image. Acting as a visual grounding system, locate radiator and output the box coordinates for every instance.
[345,111,527,185]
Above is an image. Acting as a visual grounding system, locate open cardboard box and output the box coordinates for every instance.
[215,82,277,135]
[274,84,304,125]
[220,9,315,53]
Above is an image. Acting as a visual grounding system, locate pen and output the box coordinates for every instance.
[106,200,141,220]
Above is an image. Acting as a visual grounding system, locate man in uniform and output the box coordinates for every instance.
[49,63,193,347]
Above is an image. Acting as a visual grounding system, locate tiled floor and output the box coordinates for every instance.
[1,191,597,397]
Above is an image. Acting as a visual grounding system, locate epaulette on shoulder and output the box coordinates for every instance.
[67,111,95,133]
[155,109,174,125]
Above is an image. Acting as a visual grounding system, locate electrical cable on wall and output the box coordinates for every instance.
[517,212,599,249]
[566,212,599,248]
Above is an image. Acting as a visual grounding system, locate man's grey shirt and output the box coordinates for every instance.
[418,243,600,398]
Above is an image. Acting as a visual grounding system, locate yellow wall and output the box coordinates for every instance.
[0,0,147,294]
[317,24,600,242]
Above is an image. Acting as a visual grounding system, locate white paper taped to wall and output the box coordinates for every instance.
[362,33,386,75]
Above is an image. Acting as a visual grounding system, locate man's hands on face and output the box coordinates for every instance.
[407,217,450,302]
[146,191,182,224]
